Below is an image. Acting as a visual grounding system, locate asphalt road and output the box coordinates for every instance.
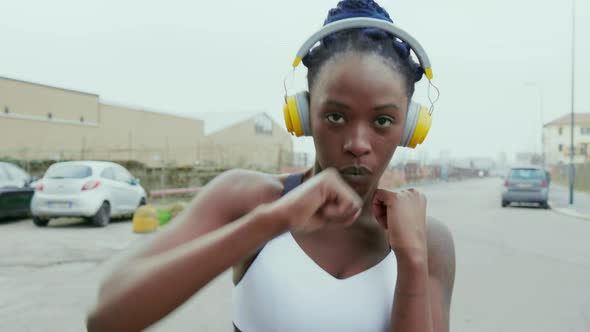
[1,178,589,332]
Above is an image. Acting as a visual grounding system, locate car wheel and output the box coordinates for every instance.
[501,200,509,208]
[540,201,550,209]
[138,197,147,207]
[91,202,111,227]
[33,217,49,227]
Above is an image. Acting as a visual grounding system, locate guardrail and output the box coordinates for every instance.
[149,187,201,198]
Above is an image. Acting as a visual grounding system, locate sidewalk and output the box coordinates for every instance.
[549,183,590,221]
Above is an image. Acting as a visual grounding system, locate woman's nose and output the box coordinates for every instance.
[343,125,371,158]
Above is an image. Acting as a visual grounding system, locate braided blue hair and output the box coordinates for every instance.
[303,0,423,98]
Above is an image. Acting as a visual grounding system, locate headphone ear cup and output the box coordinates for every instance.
[283,92,311,137]
[283,97,295,135]
[283,94,302,136]
[294,92,311,136]
[400,101,431,148]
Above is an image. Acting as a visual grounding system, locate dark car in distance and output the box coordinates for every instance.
[0,162,36,219]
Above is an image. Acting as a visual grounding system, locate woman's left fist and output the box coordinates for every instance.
[372,188,428,254]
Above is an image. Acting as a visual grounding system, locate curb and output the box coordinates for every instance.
[548,200,590,221]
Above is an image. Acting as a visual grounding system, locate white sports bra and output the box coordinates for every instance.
[232,174,398,332]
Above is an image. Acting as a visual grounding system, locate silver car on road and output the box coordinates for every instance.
[31,161,147,227]
[501,166,549,209]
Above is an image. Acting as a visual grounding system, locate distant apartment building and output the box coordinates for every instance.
[543,113,590,165]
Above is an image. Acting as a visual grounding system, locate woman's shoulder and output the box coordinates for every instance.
[426,217,455,293]
[203,169,296,214]
[213,168,292,193]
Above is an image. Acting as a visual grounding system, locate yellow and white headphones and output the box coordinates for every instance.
[283,17,434,149]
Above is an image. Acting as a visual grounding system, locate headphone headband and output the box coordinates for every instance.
[292,17,433,80]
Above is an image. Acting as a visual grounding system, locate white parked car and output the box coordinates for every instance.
[31,161,147,227]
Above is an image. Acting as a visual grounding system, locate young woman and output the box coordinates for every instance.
[87,1,455,331]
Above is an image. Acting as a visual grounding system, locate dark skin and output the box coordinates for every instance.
[86,52,455,332]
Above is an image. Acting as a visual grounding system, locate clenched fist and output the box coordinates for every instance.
[372,188,428,254]
[269,168,364,233]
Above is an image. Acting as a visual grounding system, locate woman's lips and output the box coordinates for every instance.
[339,166,372,184]
[339,165,372,176]
[340,173,371,183]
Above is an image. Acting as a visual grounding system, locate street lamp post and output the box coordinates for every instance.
[569,0,576,205]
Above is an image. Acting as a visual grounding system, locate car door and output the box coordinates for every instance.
[100,167,126,216]
[0,166,18,218]
[0,164,34,217]
[112,166,135,213]
[119,167,141,211]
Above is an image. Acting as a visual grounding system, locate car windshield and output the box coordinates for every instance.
[0,167,8,181]
[510,168,545,180]
[45,164,92,179]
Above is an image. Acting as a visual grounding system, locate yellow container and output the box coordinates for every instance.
[133,205,159,233]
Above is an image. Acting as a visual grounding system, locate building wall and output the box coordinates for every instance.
[0,115,101,160]
[0,77,205,167]
[0,77,294,171]
[0,105,205,167]
[97,104,204,167]
[0,77,99,124]
[544,124,590,164]
[204,115,293,170]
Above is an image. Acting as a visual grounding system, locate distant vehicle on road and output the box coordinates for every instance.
[31,161,147,227]
[0,162,36,219]
[501,166,549,209]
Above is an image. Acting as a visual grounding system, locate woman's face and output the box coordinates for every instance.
[310,52,408,196]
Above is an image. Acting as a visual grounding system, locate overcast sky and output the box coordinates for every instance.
[1,0,589,162]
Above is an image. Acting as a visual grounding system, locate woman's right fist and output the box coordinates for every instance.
[269,168,363,233]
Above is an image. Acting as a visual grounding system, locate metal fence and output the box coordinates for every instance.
[553,162,590,192]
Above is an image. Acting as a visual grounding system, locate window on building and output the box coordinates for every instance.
[47,112,53,119]
[582,143,589,156]
[581,127,590,135]
[558,144,563,152]
[558,127,563,135]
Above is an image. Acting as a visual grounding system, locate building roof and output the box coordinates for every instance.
[100,100,204,124]
[194,111,284,135]
[544,113,590,127]
[0,76,99,97]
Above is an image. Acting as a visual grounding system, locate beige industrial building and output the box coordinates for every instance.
[0,76,293,170]
[198,112,294,170]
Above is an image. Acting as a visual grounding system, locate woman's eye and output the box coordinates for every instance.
[375,116,394,128]
[326,113,345,124]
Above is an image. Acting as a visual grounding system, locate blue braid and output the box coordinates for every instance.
[303,0,424,82]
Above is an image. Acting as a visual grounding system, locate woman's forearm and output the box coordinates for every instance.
[390,252,433,332]
[87,204,286,332]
